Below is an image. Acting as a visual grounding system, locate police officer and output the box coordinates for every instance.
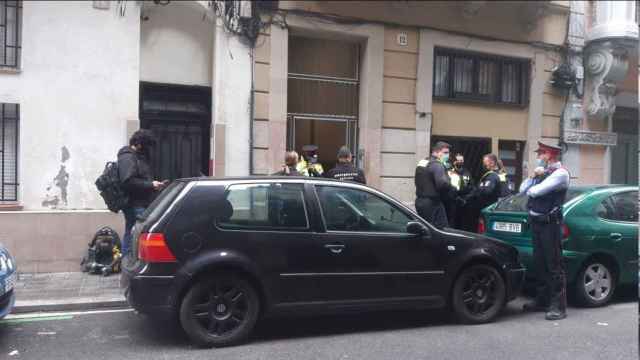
[415,141,456,229]
[296,145,324,177]
[520,140,569,321]
[325,146,366,184]
[447,154,474,231]
[465,154,505,232]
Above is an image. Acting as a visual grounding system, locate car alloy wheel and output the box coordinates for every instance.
[575,261,615,307]
[583,263,612,301]
[452,264,506,324]
[180,274,259,348]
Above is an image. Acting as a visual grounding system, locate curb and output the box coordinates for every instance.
[12,299,129,314]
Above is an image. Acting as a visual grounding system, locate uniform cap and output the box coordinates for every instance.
[302,145,319,152]
[533,140,562,154]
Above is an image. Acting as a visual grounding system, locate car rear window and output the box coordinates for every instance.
[139,181,187,222]
[493,189,587,212]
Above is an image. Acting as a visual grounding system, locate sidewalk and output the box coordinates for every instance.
[12,272,127,314]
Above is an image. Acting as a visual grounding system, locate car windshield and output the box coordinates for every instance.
[494,189,587,212]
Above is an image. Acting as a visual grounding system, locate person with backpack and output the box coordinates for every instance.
[117,129,167,257]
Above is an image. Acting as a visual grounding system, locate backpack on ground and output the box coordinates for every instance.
[80,226,123,276]
[95,161,128,213]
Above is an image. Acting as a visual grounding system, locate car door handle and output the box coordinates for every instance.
[324,244,345,254]
[610,233,623,242]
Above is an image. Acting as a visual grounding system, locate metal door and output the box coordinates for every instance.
[139,82,211,181]
[611,133,638,185]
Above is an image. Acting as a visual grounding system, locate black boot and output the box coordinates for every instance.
[545,298,567,320]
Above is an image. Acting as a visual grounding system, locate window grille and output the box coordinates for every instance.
[434,48,530,106]
[1,103,19,202]
[0,1,22,68]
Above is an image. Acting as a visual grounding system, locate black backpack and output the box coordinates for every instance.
[95,162,128,213]
[81,226,123,276]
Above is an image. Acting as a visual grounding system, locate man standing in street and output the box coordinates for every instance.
[325,146,366,184]
[447,154,474,231]
[520,140,570,321]
[118,129,167,257]
[415,141,456,229]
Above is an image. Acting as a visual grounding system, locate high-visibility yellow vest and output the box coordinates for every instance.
[448,170,461,191]
[296,158,324,177]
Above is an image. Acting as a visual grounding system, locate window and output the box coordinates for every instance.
[218,183,309,230]
[0,103,19,202]
[597,191,639,222]
[0,1,22,68]
[316,186,412,233]
[434,48,530,106]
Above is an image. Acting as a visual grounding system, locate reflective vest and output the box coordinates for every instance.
[448,170,461,191]
[296,158,324,177]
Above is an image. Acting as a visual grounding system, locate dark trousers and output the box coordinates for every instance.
[416,197,448,229]
[530,216,567,311]
[122,206,145,257]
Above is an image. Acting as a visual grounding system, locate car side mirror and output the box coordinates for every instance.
[406,221,429,237]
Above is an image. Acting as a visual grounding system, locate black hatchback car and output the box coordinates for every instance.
[122,177,525,347]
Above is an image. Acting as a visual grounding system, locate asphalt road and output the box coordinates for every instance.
[0,294,637,360]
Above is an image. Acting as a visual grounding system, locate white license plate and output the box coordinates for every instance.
[4,272,16,293]
[493,222,522,233]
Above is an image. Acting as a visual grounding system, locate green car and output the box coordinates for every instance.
[480,185,638,307]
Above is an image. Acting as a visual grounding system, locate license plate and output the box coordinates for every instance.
[493,222,522,233]
[4,272,16,294]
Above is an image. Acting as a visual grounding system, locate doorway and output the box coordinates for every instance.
[287,116,357,172]
[430,135,492,183]
[287,35,360,170]
[611,108,638,185]
[498,140,526,191]
[139,82,212,181]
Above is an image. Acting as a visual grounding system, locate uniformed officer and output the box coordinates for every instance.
[325,146,366,184]
[465,154,506,232]
[447,154,474,231]
[296,145,324,177]
[520,140,569,321]
[415,141,456,229]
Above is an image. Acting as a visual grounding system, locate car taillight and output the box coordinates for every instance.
[138,233,176,263]
[562,224,570,239]
[478,217,486,234]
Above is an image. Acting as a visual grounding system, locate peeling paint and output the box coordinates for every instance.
[42,146,71,209]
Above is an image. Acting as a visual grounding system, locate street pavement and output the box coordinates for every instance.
[0,294,637,360]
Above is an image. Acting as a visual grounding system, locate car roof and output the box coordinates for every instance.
[570,184,637,193]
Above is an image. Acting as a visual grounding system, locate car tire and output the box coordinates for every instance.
[452,264,506,324]
[574,260,616,307]
[179,273,260,348]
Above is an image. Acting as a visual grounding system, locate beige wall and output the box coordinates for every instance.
[0,211,121,273]
[432,102,528,148]
[278,1,570,46]
[577,145,606,185]
[252,30,272,175]
[380,26,419,204]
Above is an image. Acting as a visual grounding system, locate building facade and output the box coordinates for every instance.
[0,1,637,272]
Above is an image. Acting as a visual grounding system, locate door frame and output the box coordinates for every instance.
[287,114,359,168]
[139,81,212,179]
